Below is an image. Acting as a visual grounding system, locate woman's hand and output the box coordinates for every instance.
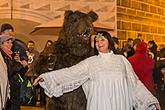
[155,103,161,110]
[33,75,44,86]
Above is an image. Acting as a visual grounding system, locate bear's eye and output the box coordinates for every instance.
[71,15,81,23]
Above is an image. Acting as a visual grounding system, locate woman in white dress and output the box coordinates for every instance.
[33,31,160,110]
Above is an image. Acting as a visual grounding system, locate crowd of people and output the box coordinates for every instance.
[112,35,165,92]
[0,23,164,110]
[0,23,53,110]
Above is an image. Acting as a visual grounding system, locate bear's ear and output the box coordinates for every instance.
[64,10,73,20]
[88,11,98,22]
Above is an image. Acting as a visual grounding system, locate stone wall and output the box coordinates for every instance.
[117,0,165,47]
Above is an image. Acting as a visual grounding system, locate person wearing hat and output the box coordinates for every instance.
[0,23,28,60]
[0,34,28,110]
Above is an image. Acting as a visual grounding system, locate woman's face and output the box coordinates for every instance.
[2,39,13,50]
[95,35,109,53]
[148,43,153,48]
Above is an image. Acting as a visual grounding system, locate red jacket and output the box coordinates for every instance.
[128,42,156,95]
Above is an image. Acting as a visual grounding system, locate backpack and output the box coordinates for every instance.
[18,74,34,105]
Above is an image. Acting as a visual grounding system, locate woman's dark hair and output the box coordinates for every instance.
[94,31,115,55]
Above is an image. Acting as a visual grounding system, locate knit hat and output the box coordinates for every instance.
[0,23,14,33]
[135,42,148,53]
[0,35,14,45]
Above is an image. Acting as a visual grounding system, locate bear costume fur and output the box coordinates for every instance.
[33,10,98,110]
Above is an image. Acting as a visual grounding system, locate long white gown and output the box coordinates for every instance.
[39,51,158,110]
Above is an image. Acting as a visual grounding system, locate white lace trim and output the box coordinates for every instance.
[40,73,89,97]
[121,56,159,110]
[132,80,158,110]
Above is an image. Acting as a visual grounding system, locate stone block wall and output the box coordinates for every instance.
[117,0,165,47]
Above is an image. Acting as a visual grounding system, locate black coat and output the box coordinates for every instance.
[0,49,28,110]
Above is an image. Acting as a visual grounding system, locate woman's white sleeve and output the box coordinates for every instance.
[121,56,159,110]
[39,59,90,98]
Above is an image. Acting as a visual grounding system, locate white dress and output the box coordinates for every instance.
[39,51,158,110]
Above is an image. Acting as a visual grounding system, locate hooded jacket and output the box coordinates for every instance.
[128,42,156,95]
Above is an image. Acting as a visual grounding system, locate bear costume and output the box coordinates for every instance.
[33,10,98,110]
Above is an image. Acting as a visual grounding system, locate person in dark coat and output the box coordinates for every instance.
[122,38,134,58]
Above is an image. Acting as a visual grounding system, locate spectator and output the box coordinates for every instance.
[128,42,156,95]
[122,38,134,58]
[34,31,160,110]
[148,40,158,61]
[0,23,14,36]
[148,40,159,89]
[26,40,39,105]
[26,40,39,76]
[43,40,53,50]
[0,34,28,110]
[131,33,143,51]
[137,33,144,41]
